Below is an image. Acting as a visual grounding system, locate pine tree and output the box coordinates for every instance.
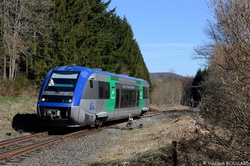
[20,0,54,81]
[52,0,112,67]
[0,0,150,83]
[191,68,208,105]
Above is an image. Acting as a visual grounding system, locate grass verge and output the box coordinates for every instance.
[88,112,197,165]
[0,97,37,138]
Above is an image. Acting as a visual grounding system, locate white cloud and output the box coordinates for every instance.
[139,42,197,48]
[142,50,193,59]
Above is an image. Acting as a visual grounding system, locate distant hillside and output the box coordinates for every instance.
[150,72,184,82]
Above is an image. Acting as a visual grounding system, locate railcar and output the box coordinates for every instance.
[37,65,150,127]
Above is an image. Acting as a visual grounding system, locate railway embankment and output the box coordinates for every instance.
[0,97,39,139]
[1,98,207,165]
[15,107,198,166]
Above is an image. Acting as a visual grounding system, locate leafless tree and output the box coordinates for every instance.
[195,0,250,160]
[0,0,53,80]
[0,0,24,80]
[151,78,183,106]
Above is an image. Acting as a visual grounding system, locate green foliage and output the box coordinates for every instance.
[17,0,55,81]
[0,0,150,84]
[191,68,208,105]
[51,0,150,81]
[0,97,35,105]
[0,77,33,96]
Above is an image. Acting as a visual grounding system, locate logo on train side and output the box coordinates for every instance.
[89,102,95,110]
[111,90,115,99]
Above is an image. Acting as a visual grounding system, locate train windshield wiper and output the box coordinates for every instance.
[51,85,59,93]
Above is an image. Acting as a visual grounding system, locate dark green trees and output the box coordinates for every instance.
[53,0,150,82]
[191,68,208,106]
[0,0,150,83]
[21,0,55,80]
[52,0,149,81]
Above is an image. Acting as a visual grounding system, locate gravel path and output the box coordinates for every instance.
[15,110,192,166]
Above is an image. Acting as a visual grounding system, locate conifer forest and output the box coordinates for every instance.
[0,0,150,82]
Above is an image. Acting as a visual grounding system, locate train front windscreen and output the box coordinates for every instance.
[41,71,80,103]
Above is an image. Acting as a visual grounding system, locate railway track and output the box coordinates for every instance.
[0,111,170,165]
[143,108,195,118]
[0,132,48,149]
[142,111,165,118]
[0,128,99,165]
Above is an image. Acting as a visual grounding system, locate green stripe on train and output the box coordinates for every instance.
[105,76,145,113]
[137,81,145,109]
[105,75,119,113]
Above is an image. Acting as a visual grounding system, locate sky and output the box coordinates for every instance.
[107,0,214,76]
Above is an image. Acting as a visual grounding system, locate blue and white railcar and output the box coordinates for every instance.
[37,65,150,127]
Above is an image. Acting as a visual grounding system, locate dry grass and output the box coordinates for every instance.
[88,113,197,165]
[149,104,192,112]
[89,109,239,165]
[0,97,37,138]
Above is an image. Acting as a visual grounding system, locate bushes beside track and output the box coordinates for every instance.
[0,77,39,97]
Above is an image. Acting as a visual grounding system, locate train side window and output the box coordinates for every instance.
[143,87,149,99]
[120,89,137,108]
[136,90,140,106]
[89,80,93,88]
[115,89,120,108]
[130,90,137,107]
[99,82,110,99]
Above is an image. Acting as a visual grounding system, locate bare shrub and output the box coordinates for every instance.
[151,78,183,106]
[0,77,37,97]
[195,0,250,160]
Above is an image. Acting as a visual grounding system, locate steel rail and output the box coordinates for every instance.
[0,114,158,164]
[0,132,48,149]
[142,112,166,118]
[0,129,92,164]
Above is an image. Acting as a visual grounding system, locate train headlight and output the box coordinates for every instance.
[68,99,72,103]
[41,98,46,102]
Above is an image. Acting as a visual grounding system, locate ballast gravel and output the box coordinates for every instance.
[18,127,121,166]
[16,111,191,166]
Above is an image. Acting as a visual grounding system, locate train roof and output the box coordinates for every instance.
[51,65,148,83]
